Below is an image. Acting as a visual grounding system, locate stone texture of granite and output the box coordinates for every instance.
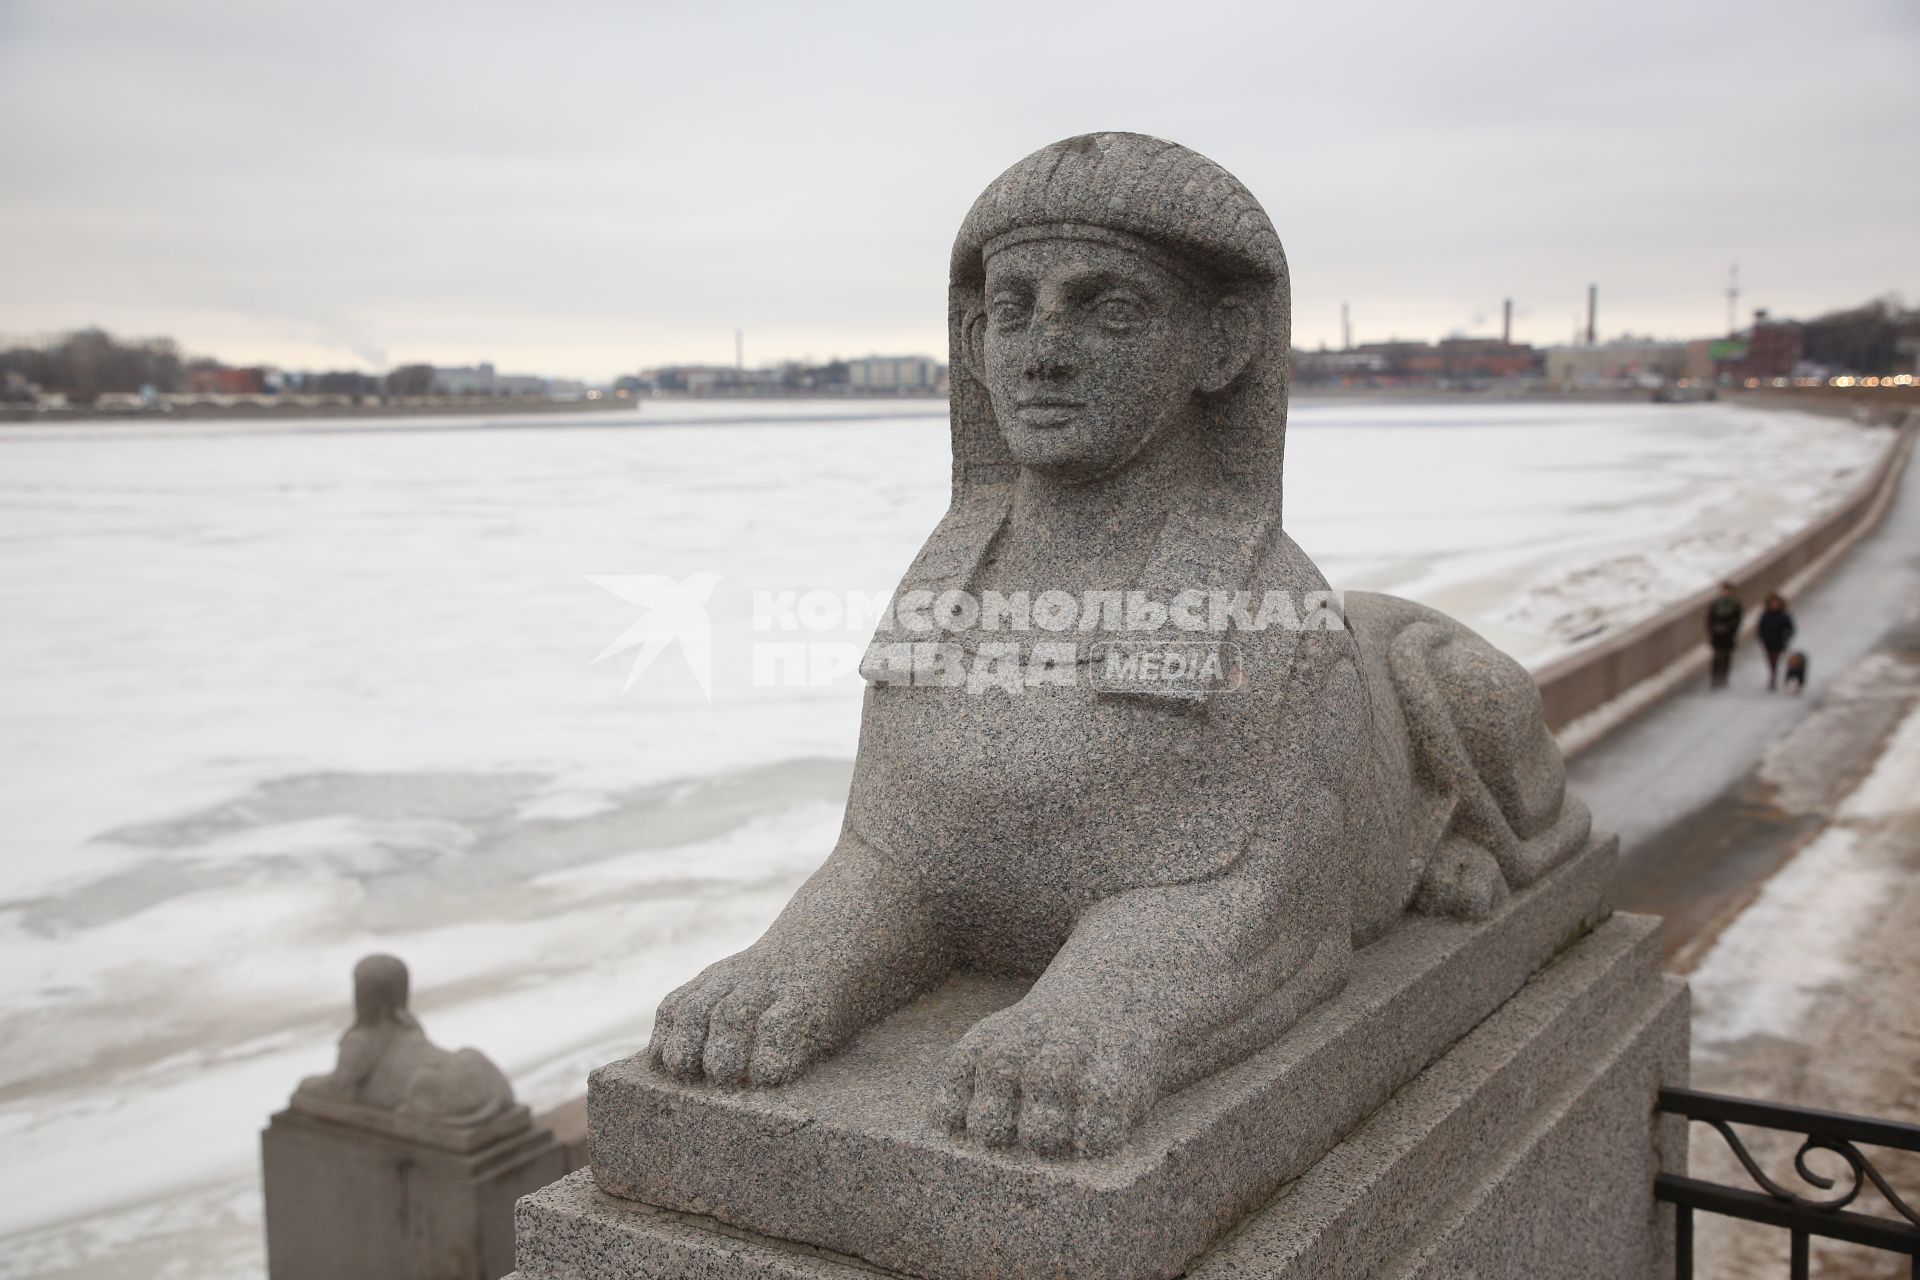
[263,1108,566,1280]
[586,837,1613,1280]
[292,954,521,1149]
[645,130,1594,1171]
[1372,983,1688,1280]
[514,912,1684,1280]
[1185,911,1688,1279]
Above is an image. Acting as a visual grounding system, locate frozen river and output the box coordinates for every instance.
[0,398,1891,1277]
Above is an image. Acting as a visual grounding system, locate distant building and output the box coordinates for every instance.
[1681,312,1808,385]
[643,364,784,395]
[185,364,271,395]
[1545,340,1685,388]
[637,357,945,396]
[846,355,946,393]
[432,363,498,396]
[1293,339,1537,386]
[495,373,548,397]
[1291,350,1388,384]
[1683,339,1721,382]
[1434,338,1539,380]
[1356,341,1445,378]
[430,362,571,398]
[1725,311,1803,381]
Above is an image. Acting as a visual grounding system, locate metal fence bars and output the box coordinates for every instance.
[1657,1086,1920,1279]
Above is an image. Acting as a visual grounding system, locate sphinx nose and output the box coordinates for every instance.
[1024,325,1076,381]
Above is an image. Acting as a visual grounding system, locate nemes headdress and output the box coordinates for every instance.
[863,134,1295,693]
[947,131,1292,494]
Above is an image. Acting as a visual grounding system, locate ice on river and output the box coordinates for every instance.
[0,398,1891,1276]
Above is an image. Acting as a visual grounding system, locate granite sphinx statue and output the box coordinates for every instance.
[295,954,517,1131]
[648,132,1590,1159]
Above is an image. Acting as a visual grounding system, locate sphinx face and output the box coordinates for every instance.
[979,237,1208,481]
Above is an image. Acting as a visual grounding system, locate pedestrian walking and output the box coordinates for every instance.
[1756,593,1796,691]
[1704,580,1743,689]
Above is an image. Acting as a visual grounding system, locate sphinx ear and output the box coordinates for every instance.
[960,306,989,384]
[1198,294,1261,394]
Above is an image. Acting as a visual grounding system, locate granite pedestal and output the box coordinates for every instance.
[263,1103,568,1280]
[511,839,1686,1279]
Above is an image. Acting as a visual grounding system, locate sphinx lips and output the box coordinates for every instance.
[1016,401,1084,429]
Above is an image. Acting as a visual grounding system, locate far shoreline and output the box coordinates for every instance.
[0,385,1643,429]
[4,385,1911,431]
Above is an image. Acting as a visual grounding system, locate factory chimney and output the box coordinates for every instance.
[1341,301,1352,351]
[1502,298,1512,345]
[1585,285,1597,346]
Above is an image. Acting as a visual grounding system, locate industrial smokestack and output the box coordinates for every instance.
[1585,285,1597,346]
[1502,298,1512,345]
[1341,302,1351,351]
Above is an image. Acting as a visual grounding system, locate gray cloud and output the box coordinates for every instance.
[2,0,1915,378]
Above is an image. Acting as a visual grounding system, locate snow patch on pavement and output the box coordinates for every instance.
[1691,693,1920,1057]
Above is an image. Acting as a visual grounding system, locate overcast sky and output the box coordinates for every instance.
[1,0,1916,380]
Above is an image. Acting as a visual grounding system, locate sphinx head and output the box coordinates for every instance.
[949,133,1291,492]
[353,953,410,1026]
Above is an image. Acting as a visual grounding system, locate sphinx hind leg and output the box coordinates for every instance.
[1412,832,1510,920]
[1385,614,1590,914]
[402,1048,515,1125]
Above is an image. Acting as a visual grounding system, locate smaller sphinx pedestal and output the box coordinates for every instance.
[262,955,569,1280]
[263,1103,565,1280]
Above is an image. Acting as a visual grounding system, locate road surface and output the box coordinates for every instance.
[1568,422,1920,955]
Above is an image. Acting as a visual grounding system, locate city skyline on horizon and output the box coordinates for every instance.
[5,274,1898,387]
[3,0,1915,383]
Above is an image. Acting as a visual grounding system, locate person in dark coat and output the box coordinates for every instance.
[1756,593,1796,691]
[1705,580,1742,689]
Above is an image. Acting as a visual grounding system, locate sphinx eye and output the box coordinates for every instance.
[1093,293,1149,329]
[989,295,1031,326]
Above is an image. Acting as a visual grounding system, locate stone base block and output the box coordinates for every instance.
[1184,913,1688,1280]
[513,865,1686,1279]
[263,1109,568,1280]
[580,837,1614,1280]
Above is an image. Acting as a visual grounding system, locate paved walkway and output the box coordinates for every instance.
[1568,422,1920,951]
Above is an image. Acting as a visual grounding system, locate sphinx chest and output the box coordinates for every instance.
[843,638,1291,918]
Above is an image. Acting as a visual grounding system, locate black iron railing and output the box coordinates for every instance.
[1656,1086,1920,1279]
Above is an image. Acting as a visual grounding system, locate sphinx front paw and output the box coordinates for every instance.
[648,950,844,1088]
[932,1002,1156,1158]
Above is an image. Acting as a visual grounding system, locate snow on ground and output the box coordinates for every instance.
[1690,668,1920,1057]
[1683,640,1920,1280]
[0,399,1890,1276]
